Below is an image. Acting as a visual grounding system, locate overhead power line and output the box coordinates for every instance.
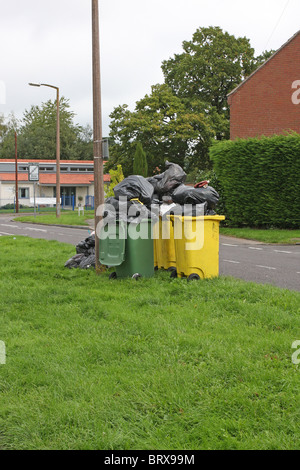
[264,0,291,50]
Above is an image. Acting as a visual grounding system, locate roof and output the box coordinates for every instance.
[228,30,300,99]
[0,159,107,165]
[0,158,110,184]
[0,173,110,184]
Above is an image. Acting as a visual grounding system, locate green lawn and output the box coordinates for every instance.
[14,210,94,227]
[220,227,300,244]
[0,236,299,450]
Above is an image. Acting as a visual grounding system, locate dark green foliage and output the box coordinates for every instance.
[133,142,148,177]
[0,100,93,160]
[107,27,273,176]
[210,134,300,228]
[107,85,213,177]
[161,26,273,141]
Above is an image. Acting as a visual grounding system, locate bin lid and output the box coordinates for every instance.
[168,215,225,221]
[99,222,126,267]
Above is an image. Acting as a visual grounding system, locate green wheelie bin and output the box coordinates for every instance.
[99,219,155,279]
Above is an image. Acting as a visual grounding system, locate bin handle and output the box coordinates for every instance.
[130,198,144,205]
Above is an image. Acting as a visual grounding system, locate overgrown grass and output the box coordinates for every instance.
[14,210,94,227]
[220,227,300,244]
[0,236,299,450]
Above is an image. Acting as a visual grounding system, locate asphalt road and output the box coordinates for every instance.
[219,235,300,292]
[0,214,299,292]
[0,213,91,245]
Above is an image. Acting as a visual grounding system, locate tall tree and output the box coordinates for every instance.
[18,97,79,159]
[75,124,94,160]
[0,99,94,160]
[0,113,20,158]
[107,84,213,176]
[161,26,272,139]
[133,142,148,177]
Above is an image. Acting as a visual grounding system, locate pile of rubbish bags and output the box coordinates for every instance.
[109,160,219,218]
[65,161,220,269]
[65,233,96,270]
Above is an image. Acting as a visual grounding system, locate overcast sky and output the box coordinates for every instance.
[0,0,299,136]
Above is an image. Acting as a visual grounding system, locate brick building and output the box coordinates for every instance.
[228,30,300,140]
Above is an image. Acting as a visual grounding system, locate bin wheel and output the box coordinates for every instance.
[132,273,142,280]
[170,269,177,279]
[154,266,158,271]
[167,266,177,273]
[187,273,200,282]
[109,272,117,280]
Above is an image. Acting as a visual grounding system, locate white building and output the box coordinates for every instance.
[0,159,110,209]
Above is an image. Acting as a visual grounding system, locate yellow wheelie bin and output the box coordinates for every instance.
[170,215,225,280]
[153,215,176,271]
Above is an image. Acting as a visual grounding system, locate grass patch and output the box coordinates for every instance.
[220,227,300,244]
[0,236,299,450]
[0,207,70,214]
[14,210,94,227]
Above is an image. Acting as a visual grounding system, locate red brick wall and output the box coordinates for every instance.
[228,32,300,140]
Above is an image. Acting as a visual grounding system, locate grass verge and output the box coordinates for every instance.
[14,210,94,227]
[0,236,299,450]
[220,227,300,244]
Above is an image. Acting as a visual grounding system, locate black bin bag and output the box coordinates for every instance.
[172,184,219,210]
[155,161,187,196]
[113,175,154,206]
[146,174,164,192]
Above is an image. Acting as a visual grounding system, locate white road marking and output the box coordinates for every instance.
[248,247,263,250]
[256,265,276,270]
[274,250,293,254]
[0,224,17,228]
[25,227,47,232]
[223,259,240,264]
[0,231,12,235]
[222,243,239,247]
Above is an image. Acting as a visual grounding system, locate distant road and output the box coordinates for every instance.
[0,213,89,246]
[0,214,299,292]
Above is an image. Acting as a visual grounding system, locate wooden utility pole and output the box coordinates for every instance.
[15,132,19,213]
[92,0,105,272]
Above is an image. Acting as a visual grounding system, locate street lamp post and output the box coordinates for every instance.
[28,82,61,218]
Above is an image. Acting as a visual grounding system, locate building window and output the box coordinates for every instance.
[19,188,29,199]
[70,167,93,172]
[39,167,55,172]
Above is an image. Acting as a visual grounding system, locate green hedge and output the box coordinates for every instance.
[210,133,300,228]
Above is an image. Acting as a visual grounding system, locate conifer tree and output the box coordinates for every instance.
[133,142,148,177]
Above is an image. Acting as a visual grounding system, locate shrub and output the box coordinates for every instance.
[210,133,300,228]
[106,164,125,198]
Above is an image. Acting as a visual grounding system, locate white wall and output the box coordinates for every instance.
[0,182,110,208]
